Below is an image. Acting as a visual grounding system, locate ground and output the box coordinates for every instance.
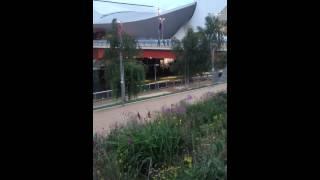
[93,83,227,134]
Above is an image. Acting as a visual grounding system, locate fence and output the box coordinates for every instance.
[93,39,174,49]
[93,39,227,51]
[93,90,112,101]
[93,74,212,102]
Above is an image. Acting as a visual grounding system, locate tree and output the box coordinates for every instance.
[171,28,211,85]
[103,19,145,100]
[215,51,227,70]
[197,15,224,72]
[107,61,145,99]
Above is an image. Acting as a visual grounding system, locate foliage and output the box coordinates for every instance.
[93,134,121,180]
[197,15,225,71]
[103,18,145,99]
[93,92,227,179]
[215,51,227,70]
[171,28,211,83]
[107,61,145,99]
[198,15,224,50]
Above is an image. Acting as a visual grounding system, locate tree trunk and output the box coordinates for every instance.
[211,47,215,72]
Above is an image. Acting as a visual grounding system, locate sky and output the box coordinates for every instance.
[94,0,226,15]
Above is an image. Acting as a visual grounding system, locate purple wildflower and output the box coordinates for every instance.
[175,106,186,114]
[187,95,193,100]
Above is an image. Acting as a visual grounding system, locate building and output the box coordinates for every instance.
[93,0,227,91]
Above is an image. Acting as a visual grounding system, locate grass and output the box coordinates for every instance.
[93,91,227,180]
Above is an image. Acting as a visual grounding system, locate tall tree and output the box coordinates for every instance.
[198,15,224,72]
[103,19,145,100]
[171,28,211,85]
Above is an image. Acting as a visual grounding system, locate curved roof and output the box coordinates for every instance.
[93,2,197,39]
[93,0,156,24]
[96,11,156,24]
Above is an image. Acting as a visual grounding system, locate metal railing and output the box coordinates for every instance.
[93,90,112,101]
[93,39,227,51]
[93,74,212,102]
[93,39,173,49]
[93,40,110,48]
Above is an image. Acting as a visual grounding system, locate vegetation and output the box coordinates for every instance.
[93,92,227,180]
[171,28,211,84]
[215,51,227,70]
[104,19,145,99]
[198,15,224,71]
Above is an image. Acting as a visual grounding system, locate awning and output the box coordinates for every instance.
[140,50,176,59]
[93,48,105,60]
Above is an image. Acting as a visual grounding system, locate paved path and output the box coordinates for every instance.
[93,83,227,134]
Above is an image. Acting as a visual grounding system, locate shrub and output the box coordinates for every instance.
[106,116,185,178]
[93,134,120,180]
[93,91,227,180]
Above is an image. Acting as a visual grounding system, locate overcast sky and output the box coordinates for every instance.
[94,0,226,14]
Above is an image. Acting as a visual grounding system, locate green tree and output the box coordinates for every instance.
[215,52,227,70]
[104,19,145,100]
[197,15,224,72]
[107,61,145,100]
[171,28,211,85]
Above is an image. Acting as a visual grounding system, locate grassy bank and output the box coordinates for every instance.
[93,92,227,180]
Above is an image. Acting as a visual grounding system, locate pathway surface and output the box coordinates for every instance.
[93,83,227,134]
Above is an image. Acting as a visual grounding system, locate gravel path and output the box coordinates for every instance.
[93,83,227,134]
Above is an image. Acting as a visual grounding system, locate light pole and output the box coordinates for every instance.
[159,17,165,44]
[154,64,159,81]
[117,20,126,104]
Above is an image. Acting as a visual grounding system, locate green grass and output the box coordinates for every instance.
[93,92,227,180]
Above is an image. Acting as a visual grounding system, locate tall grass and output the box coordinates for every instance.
[93,91,227,180]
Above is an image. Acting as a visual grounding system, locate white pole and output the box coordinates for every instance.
[118,21,126,104]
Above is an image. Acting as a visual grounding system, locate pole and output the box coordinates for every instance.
[154,64,157,81]
[162,22,164,40]
[118,22,126,104]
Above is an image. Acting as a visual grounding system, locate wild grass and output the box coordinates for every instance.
[93,91,227,180]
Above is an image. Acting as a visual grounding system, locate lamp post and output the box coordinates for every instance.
[159,17,166,45]
[117,20,126,104]
[154,64,159,82]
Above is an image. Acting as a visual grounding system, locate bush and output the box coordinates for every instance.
[105,115,185,179]
[93,134,121,180]
[93,91,227,180]
[177,111,227,180]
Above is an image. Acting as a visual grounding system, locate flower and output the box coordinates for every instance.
[175,106,186,114]
[187,95,193,100]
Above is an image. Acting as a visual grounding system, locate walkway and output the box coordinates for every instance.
[93,83,227,134]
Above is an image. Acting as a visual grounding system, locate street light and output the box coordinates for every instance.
[117,20,126,104]
[154,64,159,82]
[158,17,166,46]
[159,17,165,39]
